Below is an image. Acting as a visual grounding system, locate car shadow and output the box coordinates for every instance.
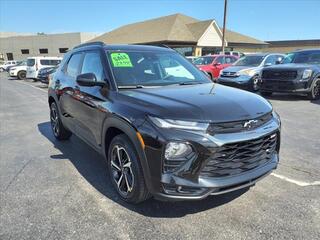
[261,92,320,104]
[38,121,249,218]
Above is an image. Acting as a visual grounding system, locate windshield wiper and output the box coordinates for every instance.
[118,85,145,89]
[178,81,204,86]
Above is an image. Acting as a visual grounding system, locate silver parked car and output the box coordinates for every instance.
[217,53,285,91]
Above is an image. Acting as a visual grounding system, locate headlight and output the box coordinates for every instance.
[272,111,281,126]
[302,69,312,79]
[165,142,193,159]
[238,69,256,76]
[149,116,209,131]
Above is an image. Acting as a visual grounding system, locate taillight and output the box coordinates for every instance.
[36,62,38,71]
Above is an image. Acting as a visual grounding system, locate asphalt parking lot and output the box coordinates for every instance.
[0,72,319,240]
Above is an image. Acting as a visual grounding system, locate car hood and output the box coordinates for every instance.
[223,66,259,72]
[119,83,272,123]
[264,63,319,70]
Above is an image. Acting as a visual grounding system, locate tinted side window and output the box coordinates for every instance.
[225,56,235,64]
[264,55,278,65]
[81,52,104,81]
[66,54,82,78]
[40,59,61,66]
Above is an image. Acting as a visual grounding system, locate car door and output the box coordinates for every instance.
[71,50,109,148]
[58,52,84,132]
[212,56,225,78]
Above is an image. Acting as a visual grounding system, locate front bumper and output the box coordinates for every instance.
[140,116,281,201]
[260,78,311,93]
[217,75,253,90]
[9,71,17,77]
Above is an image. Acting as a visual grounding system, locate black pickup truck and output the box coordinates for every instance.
[260,49,320,100]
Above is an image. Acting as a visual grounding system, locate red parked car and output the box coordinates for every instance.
[194,55,238,80]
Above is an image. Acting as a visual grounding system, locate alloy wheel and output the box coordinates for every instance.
[313,80,320,98]
[110,145,134,197]
[252,76,259,91]
[50,105,60,137]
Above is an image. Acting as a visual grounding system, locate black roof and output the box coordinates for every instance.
[73,41,173,52]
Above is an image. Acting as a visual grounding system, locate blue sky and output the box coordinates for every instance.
[0,0,319,41]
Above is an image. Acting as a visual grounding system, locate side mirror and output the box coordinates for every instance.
[76,73,105,87]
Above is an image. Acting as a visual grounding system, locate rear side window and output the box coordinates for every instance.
[81,52,104,81]
[66,54,82,78]
[40,59,61,66]
[27,59,35,66]
[216,56,225,64]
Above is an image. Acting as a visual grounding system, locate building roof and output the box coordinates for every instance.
[223,29,267,45]
[91,13,267,46]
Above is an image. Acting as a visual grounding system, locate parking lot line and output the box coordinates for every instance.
[16,80,48,93]
[271,173,320,187]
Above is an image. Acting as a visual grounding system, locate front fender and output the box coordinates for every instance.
[101,115,153,191]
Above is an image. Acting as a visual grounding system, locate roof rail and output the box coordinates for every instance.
[73,41,105,49]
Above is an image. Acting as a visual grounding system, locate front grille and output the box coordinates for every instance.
[200,132,278,178]
[220,71,238,78]
[262,70,297,80]
[207,112,273,134]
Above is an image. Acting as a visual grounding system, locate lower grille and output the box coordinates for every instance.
[262,70,297,80]
[200,132,278,178]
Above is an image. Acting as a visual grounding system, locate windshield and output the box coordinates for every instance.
[282,51,320,64]
[107,51,210,88]
[17,61,26,66]
[194,56,215,65]
[234,55,264,66]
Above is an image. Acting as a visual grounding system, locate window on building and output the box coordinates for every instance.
[59,48,69,53]
[21,49,30,54]
[39,48,48,54]
[6,53,13,60]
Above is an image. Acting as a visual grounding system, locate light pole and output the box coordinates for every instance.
[221,0,228,54]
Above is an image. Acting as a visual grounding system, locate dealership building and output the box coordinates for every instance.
[1,13,319,61]
[0,32,98,61]
[91,13,269,56]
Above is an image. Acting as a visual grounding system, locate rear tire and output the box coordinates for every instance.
[108,134,150,203]
[50,102,72,140]
[17,71,26,80]
[307,78,320,100]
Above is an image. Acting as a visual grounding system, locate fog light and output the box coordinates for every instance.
[165,142,192,159]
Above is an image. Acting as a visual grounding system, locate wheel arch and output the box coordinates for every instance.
[101,115,152,190]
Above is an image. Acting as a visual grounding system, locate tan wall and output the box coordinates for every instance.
[0,32,97,61]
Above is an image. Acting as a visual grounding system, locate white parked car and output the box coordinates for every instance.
[0,61,18,72]
[26,57,62,80]
[9,61,27,79]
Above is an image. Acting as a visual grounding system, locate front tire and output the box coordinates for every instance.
[50,102,72,140]
[17,71,26,80]
[307,78,320,100]
[251,75,260,92]
[108,134,150,203]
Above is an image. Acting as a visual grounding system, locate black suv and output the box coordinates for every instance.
[260,49,320,100]
[48,42,281,203]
